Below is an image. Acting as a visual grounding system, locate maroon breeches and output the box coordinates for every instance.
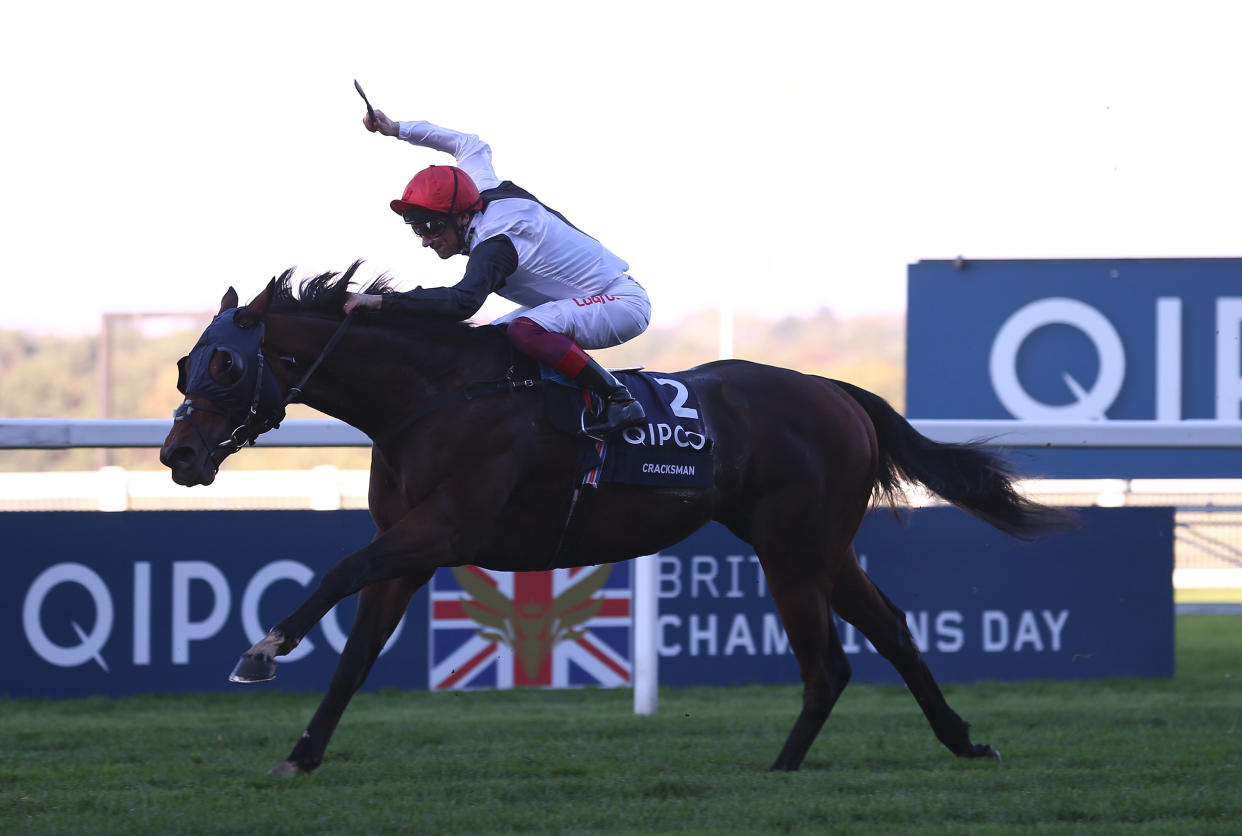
[507,316,589,376]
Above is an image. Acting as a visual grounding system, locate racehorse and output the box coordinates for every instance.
[159,262,1073,776]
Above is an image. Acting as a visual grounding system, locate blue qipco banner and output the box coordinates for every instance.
[2,507,1172,698]
[907,258,1242,477]
[655,507,1172,685]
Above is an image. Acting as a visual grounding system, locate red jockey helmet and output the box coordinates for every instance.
[389,165,481,220]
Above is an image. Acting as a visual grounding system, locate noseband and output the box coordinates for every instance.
[174,310,354,461]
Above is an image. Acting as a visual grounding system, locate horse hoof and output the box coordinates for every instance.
[267,760,305,777]
[229,653,277,683]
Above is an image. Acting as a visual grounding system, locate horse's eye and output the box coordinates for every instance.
[214,348,247,386]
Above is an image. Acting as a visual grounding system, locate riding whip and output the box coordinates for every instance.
[353,79,375,121]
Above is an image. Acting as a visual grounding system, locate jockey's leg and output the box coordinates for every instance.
[507,316,645,433]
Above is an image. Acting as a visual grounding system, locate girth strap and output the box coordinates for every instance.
[545,432,606,569]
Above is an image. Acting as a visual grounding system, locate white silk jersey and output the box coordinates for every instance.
[395,120,636,308]
[393,120,649,348]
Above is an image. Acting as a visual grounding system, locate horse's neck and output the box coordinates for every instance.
[270,315,505,438]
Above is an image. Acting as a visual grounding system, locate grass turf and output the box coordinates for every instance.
[1,616,1239,835]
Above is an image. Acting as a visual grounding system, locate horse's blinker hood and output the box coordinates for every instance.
[175,308,285,442]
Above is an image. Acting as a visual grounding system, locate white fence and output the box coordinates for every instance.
[0,418,369,449]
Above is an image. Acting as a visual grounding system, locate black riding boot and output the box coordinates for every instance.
[574,357,645,435]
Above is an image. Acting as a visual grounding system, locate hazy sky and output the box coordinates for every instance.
[4,1,1241,334]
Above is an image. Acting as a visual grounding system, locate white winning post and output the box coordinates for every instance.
[632,554,659,715]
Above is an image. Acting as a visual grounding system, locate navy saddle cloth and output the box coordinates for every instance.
[542,367,714,489]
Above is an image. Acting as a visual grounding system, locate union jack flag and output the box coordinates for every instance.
[429,563,632,689]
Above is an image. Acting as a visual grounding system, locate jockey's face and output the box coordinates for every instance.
[414,213,470,259]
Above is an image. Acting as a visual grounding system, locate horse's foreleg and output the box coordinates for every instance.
[230,539,439,683]
[230,463,520,684]
[831,554,1000,761]
[228,521,448,683]
[268,575,426,776]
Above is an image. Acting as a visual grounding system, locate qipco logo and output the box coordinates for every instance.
[990,295,1242,421]
[988,298,1126,420]
[20,560,407,672]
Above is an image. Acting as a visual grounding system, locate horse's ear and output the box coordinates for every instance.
[247,279,276,317]
[234,279,276,328]
[219,287,239,313]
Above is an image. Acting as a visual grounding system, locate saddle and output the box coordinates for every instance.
[538,362,714,490]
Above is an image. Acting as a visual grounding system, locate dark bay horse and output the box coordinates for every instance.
[159,263,1072,776]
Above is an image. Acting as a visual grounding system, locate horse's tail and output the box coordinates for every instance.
[830,379,1077,541]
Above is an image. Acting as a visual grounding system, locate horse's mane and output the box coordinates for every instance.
[267,260,389,317]
[264,260,491,344]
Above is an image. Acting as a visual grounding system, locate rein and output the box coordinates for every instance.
[243,311,358,449]
[375,368,548,446]
[285,320,549,448]
[285,311,356,404]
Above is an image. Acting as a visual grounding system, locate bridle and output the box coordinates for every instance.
[174,310,355,462]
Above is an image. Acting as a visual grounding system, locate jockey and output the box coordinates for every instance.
[344,111,650,435]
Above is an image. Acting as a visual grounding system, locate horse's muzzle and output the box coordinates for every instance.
[159,428,219,487]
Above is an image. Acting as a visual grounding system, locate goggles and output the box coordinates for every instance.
[404,213,448,238]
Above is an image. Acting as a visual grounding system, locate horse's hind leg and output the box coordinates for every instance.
[766,587,853,772]
[267,574,427,776]
[831,550,1000,761]
[756,516,856,770]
